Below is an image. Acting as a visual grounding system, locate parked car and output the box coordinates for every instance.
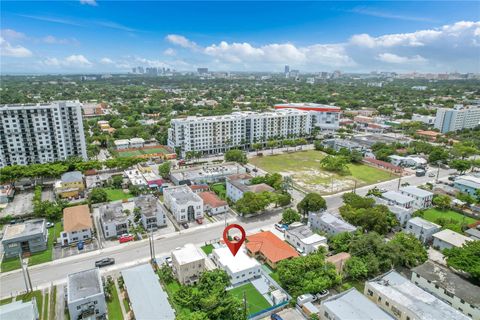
[119,234,134,243]
[77,241,84,250]
[316,289,329,299]
[448,176,456,181]
[165,256,173,266]
[46,222,54,228]
[271,314,283,320]
[428,172,436,177]
[182,222,189,229]
[95,258,115,268]
[274,223,286,232]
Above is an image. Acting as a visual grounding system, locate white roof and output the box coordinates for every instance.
[383,191,415,205]
[400,186,433,198]
[213,246,260,274]
[432,229,473,248]
[114,139,129,145]
[406,156,427,164]
[455,175,480,188]
[407,217,441,230]
[129,137,145,143]
[172,243,204,265]
[302,234,327,245]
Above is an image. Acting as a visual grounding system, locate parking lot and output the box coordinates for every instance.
[53,238,100,259]
[1,190,34,217]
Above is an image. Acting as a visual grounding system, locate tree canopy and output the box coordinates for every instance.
[297,193,327,217]
[444,240,480,284]
[224,149,247,164]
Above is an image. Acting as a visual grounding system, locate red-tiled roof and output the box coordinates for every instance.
[246,231,299,263]
[198,191,227,208]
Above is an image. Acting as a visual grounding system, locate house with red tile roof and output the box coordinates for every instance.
[198,191,228,215]
[246,231,299,268]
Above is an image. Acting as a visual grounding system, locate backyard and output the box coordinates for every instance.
[418,208,477,233]
[211,183,227,200]
[229,282,271,315]
[104,188,134,201]
[250,150,396,194]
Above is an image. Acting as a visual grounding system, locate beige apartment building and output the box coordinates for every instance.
[171,243,206,285]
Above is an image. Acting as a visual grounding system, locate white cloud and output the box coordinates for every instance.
[1,29,27,40]
[0,37,32,57]
[350,7,437,23]
[376,53,427,64]
[41,54,92,67]
[163,48,176,56]
[166,34,198,49]
[41,35,78,45]
[80,0,97,6]
[100,57,114,64]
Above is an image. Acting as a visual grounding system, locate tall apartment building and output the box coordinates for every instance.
[274,102,341,130]
[167,109,311,156]
[0,101,87,168]
[434,104,480,133]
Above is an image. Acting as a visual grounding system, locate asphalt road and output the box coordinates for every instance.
[0,165,454,298]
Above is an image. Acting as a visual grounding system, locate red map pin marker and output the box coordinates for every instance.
[223,224,246,256]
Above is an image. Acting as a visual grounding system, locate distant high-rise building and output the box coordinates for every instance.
[284,65,290,74]
[434,104,480,133]
[137,66,144,74]
[197,68,209,74]
[132,67,137,74]
[274,102,341,131]
[0,101,87,168]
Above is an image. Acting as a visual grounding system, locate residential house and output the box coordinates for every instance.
[55,171,85,199]
[163,185,204,223]
[465,226,480,240]
[405,217,441,244]
[124,169,147,187]
[284,223,328,255]
[114,139,130,150]
[129,137,145,149]
[454,175,480,196]
[121,264,175,320]
[198,191,228,215]
[212,246,261,285]
[67,268,106,320]
[188,185,210,194]
[381,191,415,209]
[0,299,39,320]
[133,195,167,231]
[1,219,47,258]
[389,155,427,167]
[99,202,131,239]
[226,173,274,202]
[365,270,469,320]
[319,288,394,320]
[432,229,474,251]
[412,261,479,320]
[171,243,206,285]
[326,252,351,273]
[399,186,433,209]
[308,212,357,236]
[374,196,413,227]
[245,231,299,269]
[60,204,93,246]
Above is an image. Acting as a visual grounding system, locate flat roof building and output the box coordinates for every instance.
[67,268,106,320]
[0,299,39,320]
[412,261,480,319]
[432,229,474,251]
[405,217,441,244]
[171,243,206,285]
[319,288,394,320]
[382,191,415,209]
[122,264,175,320]
[170,162,246,185]
[212,246,261,285]
[284,223,327,255]
[1,219,48,258]
[308,212,357,236]
[274,102,341,131]
[365,270,469,320]
[163,185,204,223]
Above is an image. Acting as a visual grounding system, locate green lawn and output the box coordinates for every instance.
[201,244,214,255]
[18,290,43,318]
[117,150,142,158]
[1,222,61,272]
[337,280,365,293]
[211,183,227,200]
[104,188,134,201]
[107,283,123,320]
[0,297,13,305]
[229,283,271,315]
[43,292,49,320]
[250,150,395,194]
[420,208,477,233]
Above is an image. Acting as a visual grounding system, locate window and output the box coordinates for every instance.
[460,299,465,304]
[367,289,373,296]
[385,301,390,307]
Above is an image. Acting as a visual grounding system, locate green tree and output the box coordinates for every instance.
[297,193,327,218]
[282,208,301,224]
[450,159,471,174]
[429,148,449,163]
[342,193,375,209]
[452,142,478,159]
[111,175,123,189]
[444,241,480,284]
[433,194,451,209]
[159,161,171,179]
[328,232,354,254]
[274,192,292,207]
[224,149,247,164]
[235,192,273,215]
[267,140,277,154]
[320,155,349,173]
[252,142,263,155]
[344,256,369,280]
[90,188,108,204]
[339,204,397,234]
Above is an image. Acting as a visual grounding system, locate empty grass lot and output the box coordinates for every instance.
[118,147,170,158]
[250,150,395,194]
[104,188,134,201]
[107,283,123,320]
[229,283,271,315]
[420,208,477,233]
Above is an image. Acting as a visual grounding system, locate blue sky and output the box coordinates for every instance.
[1,1,479,73]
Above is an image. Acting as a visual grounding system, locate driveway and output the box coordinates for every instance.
[53,239,100,260]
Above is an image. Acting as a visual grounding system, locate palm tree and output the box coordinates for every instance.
[253,143,262,155]
[267,140,277,155]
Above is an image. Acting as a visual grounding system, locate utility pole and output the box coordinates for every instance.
[397,167,403,190]
[436,161,441,182]
[151,230,156,262]
[19,254,30,293]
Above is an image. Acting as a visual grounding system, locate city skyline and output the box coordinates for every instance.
[1,1,479,74]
